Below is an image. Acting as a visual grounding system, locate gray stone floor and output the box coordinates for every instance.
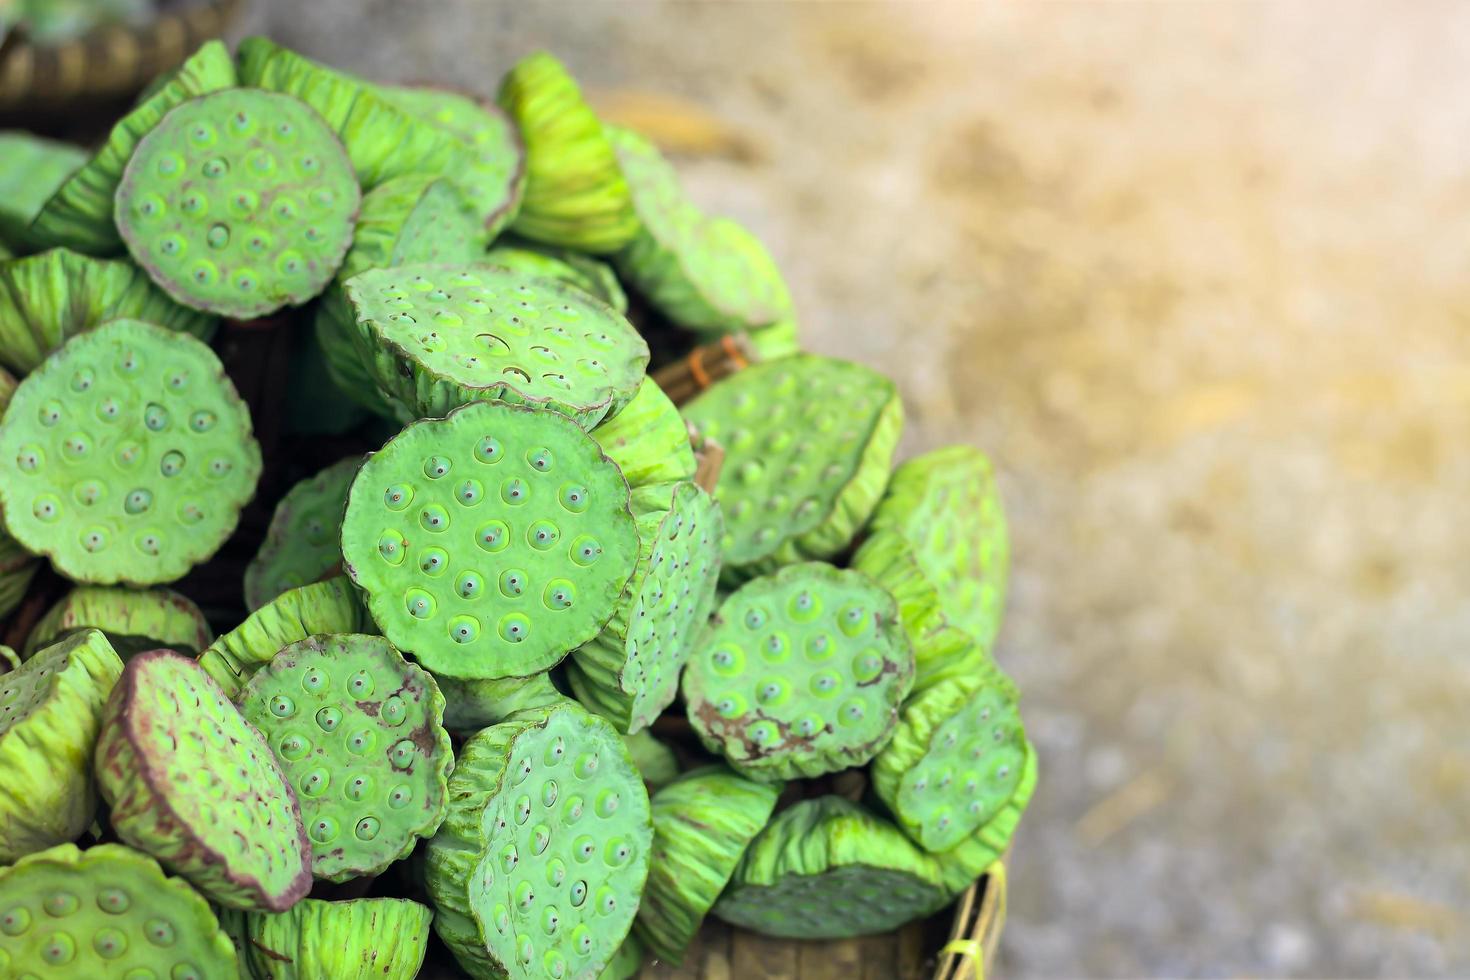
[244,2,1470,975]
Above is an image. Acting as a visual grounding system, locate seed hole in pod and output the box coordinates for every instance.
[806,634,833,660]
[405,589,437,620]
[300,768,330,797]
[423,455,451,479]
[316,706,342,732]
[449,615,480,644]
[839,700,867,726]
[595,789,620,818]
[501,844,519,873]
[568,535,602,567]
[15,445,42,471]
[498,568,527,598]
[526,448,553,472]
[748,720,780,746]
[558,483,589,513]
[810,671,841,697]
[278,734,310,760]
[355,816,380,841]
[541,779,559,806]
[542,579,575,611]
[456,479,483,505]
[500,478,527,505]
[32,496,60,522]
[309,816,338,842]
[269,694,295,718]
[73,480,101,506]
[714,693,747,718]
[382,696,407,726]
[208,457,233,478]
[418,547,448,576]
[419,504,449,532]
[597,888,618,916]
[573,836,596,863]
[562,795,584,823]
[388,785,413,809]
[474,436,503,463]
[346,730,374,756]
[136,532,161,555]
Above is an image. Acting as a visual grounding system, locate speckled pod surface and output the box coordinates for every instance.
[0,132,87,250]
[223,897,432,980]
[0,319,261,584]
[23,585,212,659]
[932,741,1037,897]
[486,241,628,314]
[588,376,697,491]
[94,650,312,911]
[244,455,362,611]
[437,671,567,734]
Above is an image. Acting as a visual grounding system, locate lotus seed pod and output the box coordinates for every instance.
[588,376,696,490]
[223,897,431,980]
[622,730,679,792]
[0,843,239,978]
[236,634,451,882]
[746,315,801,362]
[486,241,628,314]
[94,649,312,911]
[0,248,215,374]
[0,529,39,621]
[437,671,567,734]
[0,319,262,584]
[608,126,793,339]
[423,701,652,979]
[343,262,649,426]
[497,52,639,253]
[682,354,902,582]
[197,576,372,699]
[932,741,1037,898]
[599,933,643,980]
[0,644,18,671]
[712,796,947,939]
[28,41,237,254]
[0,629,123,862]
[0,363,15,407]
[244,456,362,612]
[0,132,86,250]
[566,481,723,734]
[869,671,1029,853]
[340,400,640,679]
[682,562,914,782]
[22,585,212,659]
[634,766,779,963]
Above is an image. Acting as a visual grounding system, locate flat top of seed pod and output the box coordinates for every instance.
[683,354,901,573]
[487,241,628,315]
[682,562,913,782]
[0,842,238,978]
[23,584,212,658]
[0,319,261,585]
[244,455,361,612]
[99,649,312,910]
[0,132,86,244]
[341,400,639,679]
[343,262,648,426]
[115,88,360,319]
[237,633,451,882]
[713,796,946,939]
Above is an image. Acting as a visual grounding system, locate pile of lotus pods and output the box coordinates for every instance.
[0,36,1036,979]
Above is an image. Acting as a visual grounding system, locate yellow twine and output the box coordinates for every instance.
[940,861,1008,980]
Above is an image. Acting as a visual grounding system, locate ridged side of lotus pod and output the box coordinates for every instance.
[682,354,902,582]
[236,634,451,882]
[0,319,261,584]
[588,376,696,490]
[0,629,123,862]
[0,248,215,374]
[27,41,237,254]
[599,933,644,980]
[437,671,567,734]
[197,576,372,699]
[0,529,39,621]
[223,897,431,980]
[244,456,363,612]
[342,263,649,427]
[622,730,679,792]
[567,481,722,734]
[497,52,639,253]
[0,132,87,250]
[633,766,779,963]
[0,644,18,671]
[486,241,628,314]
[339,401,640,680]
[712,796,948,939]
[682,562,913,782]
[932,741,1037,897]
[424,701,652,979]
[0,362,15,407]
[0,843,239,978]
[22,585,212,659]
[94,650,312,911]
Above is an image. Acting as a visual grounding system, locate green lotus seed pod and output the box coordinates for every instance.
[622,730,679,792]
[931,741,1037,897]
[437,671,566,734]
[424,700,652,979]
[588,376,696,490]
[0,132,86,250]
[28,41,237,254]
[0,843,239,978]
[486,240,628,314]
[197,576,371,699]
[746,315,801,362]
[608,126,792,339]
[22,585,212,659]
[223,897,431,980]
[682,562,913,782]
[870,671,1028,853]
[683,354,902,581]
[244,456,362,612]
[0,529,39,621]
[634,766,779,963]
[0,363,15,406]
[0,248,215,374]
[236,634,451,882]
[0,319,262,584]
[0,644,18,671]
[599,933,643,980]
[0,629,123,862]
[340,401,640,679]
[713,796,947,939]
[497,52,639,253]
[566,481,722,734]
[95,649,312,911]
[343,262,649,426]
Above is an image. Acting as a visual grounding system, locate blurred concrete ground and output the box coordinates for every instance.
[244,2,1470,975]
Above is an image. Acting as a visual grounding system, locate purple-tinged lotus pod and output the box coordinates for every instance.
[244,455,363,612]
[221,896,431,980]
[94,649,312,911]
[22,585,211,660]
[588,376,696,491]
[436,671,567,735]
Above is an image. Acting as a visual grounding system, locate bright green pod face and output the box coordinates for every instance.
[28,40,237,255]
[486,241,628,314]
[236,634,451,882]
[424,701,652,980]
[712,796,947,939]
[0,132,86,250]
[343,262,649,426]
[224,897,431,980]
[682,354,902,581]
[114,88,360,318]
[0,248,215,375]
[244,455,362,612]
[932,742,1037,897]
[588,376,697,491]
[22,585,212,659]
[0,843,239,978]
[95,650,312,911]
[340,401,640,679]
[0,629,123,862]
[0,319,261,584]
[682,562,914,782]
